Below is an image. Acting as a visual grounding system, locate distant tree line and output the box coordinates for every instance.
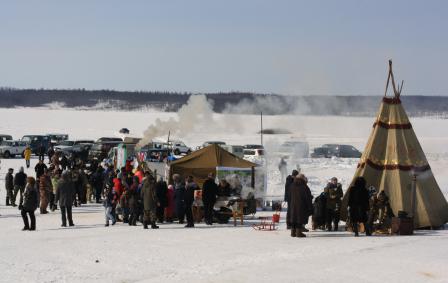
[0,87,447,117]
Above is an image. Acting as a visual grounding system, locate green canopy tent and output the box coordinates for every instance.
[169,144,257,186]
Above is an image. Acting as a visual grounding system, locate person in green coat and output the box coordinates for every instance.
[141,172,159,229]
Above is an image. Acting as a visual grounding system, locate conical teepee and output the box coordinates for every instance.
[341,60,448,228]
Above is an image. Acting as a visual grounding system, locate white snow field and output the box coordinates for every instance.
[0,107,448,283]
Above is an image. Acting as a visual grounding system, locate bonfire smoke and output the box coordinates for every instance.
[137,95,215,148]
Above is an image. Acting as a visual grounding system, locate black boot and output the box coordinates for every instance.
[296,228,306,238]
[151,222,159,229]
[365,224,372,236]
[353,224,359,237]
[143,221,148,229]
[291,225,297,237]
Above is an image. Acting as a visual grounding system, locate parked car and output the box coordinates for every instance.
[73,139,95,145]
[243,148,265,158]
[0,135,13,143]
[169,140,191,155]
[88,139,123,161]
[277,141,309,158]
[202,141,226,148]
[55,139,95,152]
[47,133,69,145]
[138,142,170,162]
[21,135,51,154]
[119,128,130,134]
[97,137,123,143]
[0,140,28,158]
[62,143,93,163]
[243,144,264,149]
[54,140,75,152]
[220,145,244,158]
[311,144,362,158]
[59,140,95,161]
[243,148,266,165]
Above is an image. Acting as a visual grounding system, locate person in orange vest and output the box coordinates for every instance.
[24,146,32,168]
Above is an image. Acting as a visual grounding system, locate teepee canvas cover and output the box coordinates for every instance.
[341,61,448,228]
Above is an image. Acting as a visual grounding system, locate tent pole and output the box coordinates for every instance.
[251,166,255,188]
[410,174,417,218]
[260,111,263,146]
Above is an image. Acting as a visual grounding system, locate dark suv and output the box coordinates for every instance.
[88,138,123,161]
[311,144,361,158]
[21,135,51,154]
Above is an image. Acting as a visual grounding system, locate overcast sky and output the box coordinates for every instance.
[1,0,447,95]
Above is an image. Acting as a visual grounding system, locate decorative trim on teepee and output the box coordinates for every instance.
[382,97,402,104]
[373,121,412,129]
[358,159,431,172]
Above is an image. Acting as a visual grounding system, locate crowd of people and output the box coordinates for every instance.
[4,153,237,231]
[283,169,393,238]
[4,151,394,236]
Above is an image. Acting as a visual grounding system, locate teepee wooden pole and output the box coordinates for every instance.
[399,80,404,95]
[384,64,391,96]
[388,60,400,97]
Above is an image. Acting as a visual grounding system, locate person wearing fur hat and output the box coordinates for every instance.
[55,171,76,227]
[21,177,39,231]
[284,169,299,229]
[141,172,159,229]
[39,168,53,214]
[324,177,343,231]
[5,168,14,206]
[13,167,27,208]
[287,176,313,237]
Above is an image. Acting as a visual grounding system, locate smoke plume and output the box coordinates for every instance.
[137,95,215,148]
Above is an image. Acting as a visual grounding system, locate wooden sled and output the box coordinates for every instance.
[252,216,278,231]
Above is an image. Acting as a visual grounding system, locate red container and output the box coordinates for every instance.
[272,213,280,223]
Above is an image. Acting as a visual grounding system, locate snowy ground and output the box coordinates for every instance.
[0,107,447,283]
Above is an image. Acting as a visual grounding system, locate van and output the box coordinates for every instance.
[243,148,265,158]
[21,135,51,154]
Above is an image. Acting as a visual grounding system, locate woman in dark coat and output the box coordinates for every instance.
[287,176,313,237]
[348,177,370,236]
[202,174,218,225]
[21,177,39,231]
[155,178,168,223]
[173,174,186,224]
[55,171,76,227]
[127,176,139,226]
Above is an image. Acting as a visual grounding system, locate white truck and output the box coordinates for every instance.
[0,140,28,158]
[169,140,192,155]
